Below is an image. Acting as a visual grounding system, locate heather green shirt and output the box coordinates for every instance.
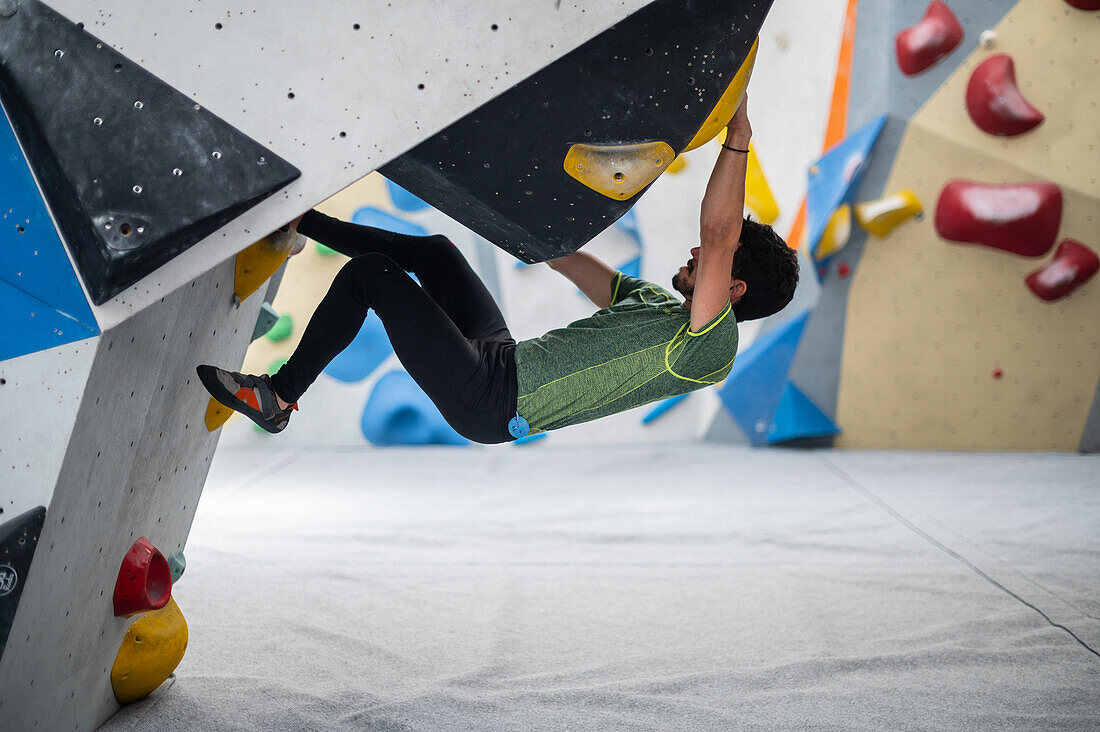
[515,272,738,434]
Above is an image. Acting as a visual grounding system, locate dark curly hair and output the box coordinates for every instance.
[730,216,799,321]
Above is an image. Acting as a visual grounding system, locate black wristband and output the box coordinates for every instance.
[721,144,750,154]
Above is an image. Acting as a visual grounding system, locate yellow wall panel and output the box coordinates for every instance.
[836,0,1100,450]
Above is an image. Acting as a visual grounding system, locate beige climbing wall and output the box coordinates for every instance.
[240,174,388,379]
[836,0,1100,450]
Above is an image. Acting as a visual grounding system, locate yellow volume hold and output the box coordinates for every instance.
[683,37,760,153]
[855,189,923,237]
[564,141,676,200]
[204,397,233,431]
[234,229,299,303]
[714,132,778,224]
[111,597,189,704]
[814,204,853,261]
[666,156,688,175]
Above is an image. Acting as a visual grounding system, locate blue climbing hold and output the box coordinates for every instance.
[384,178,431,212]
[323,312,394,383]
[614,208,643,249]
[360,370,467,446]
[617,255,642,279]
[767,382,840,444]
[513,432,547,446]
[1,108,98,361]
[508,414,530,439]
[717,310,810,446]
[641,393,689,425]
[351,206,430,237]
[166,552,186,583]
[805,113,887,261]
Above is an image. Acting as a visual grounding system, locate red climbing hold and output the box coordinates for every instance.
[1064,0,1100,10]
[991,368,1004,380]
[935,180,1062,257]
[1025,239,1099,302]
[837,262,852,278]
[966,54,1044,137]
[895,1,964,76]
[113,537,172,617]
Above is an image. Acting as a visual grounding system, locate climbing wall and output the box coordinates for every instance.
[706,0,1100,452]
[837,0,1100,450]
[3,0,759,728]
[220,0,852,449]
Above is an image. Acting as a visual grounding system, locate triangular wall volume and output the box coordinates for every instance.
[0,0,300,304]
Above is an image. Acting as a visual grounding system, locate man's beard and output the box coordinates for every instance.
[672,271,693,299]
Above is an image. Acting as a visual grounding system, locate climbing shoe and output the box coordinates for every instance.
[196,365,297,433]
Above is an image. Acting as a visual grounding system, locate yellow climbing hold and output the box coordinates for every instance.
[683,37,759,152]
[204,397,233,431]
[666,156,688,175]
[814,204,852,261]
[111,597,188,704]
[855,189,923,237]
[234,229,298,302]
[564,141,676,200]
[745,142,778,225]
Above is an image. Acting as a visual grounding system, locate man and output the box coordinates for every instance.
[198,97,798,442]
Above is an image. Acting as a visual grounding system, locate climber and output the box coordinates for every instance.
[197,95,799,441]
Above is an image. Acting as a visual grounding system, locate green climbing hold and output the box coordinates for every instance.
[167,552,186,583]
[265,314,293,342]
[316,242,339,256]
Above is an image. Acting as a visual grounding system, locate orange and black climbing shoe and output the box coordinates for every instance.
[196,365,298,433]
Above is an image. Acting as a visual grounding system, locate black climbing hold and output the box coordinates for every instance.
[0,0,300,304]
[381,0,772,263]
[0,506,46,662]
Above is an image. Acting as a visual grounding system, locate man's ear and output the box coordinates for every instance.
[729,279,748,305]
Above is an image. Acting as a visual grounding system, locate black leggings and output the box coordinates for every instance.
[271,210,517,444]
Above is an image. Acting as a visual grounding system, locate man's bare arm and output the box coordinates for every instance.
[547,250,618,308]
[690,95,751,332]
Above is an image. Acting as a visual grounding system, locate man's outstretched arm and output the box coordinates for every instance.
[547,250,618,309]
[690,96,752,331]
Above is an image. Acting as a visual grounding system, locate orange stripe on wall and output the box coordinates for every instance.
[788,0,859,250]
[824,0,860,151]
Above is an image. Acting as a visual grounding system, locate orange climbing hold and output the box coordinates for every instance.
[113,537,172,617]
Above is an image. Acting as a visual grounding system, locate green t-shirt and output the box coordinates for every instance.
[515,272,738,434]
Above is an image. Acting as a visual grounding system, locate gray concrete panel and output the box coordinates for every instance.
[0,341,96,518]
[40,0,654,327]
[703,397,749,444]
[0,257,264,730]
